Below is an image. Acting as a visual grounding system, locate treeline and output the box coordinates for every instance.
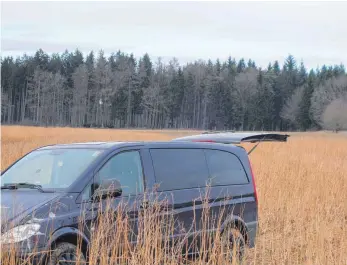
[1,49,347,131]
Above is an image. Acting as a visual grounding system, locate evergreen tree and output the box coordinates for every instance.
[285,54,296,72]
[267,63,273,72]
[273,60,281,75]
[237,58,246,73]
[298,70,315,130]
[33,49,49,70]
[298,61,307,86]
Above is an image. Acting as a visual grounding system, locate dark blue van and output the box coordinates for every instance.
[0,132,289,264]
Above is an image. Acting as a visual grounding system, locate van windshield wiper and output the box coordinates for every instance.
[1,182,45,192]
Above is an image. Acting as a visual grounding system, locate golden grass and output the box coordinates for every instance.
[1,126,347,265]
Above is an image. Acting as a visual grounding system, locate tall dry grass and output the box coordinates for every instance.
[1,126,347,265]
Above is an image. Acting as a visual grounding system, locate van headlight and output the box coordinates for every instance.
[1,223,41,244]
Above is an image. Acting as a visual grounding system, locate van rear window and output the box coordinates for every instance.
[205,149,249,185]
[149,148,209,191]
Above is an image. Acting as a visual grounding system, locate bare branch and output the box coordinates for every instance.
[322,97,347,132]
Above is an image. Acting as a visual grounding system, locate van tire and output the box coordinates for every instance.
[46,242,87,265]
[221,226,246,264]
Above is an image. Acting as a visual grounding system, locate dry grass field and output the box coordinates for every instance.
[1,126,347,265]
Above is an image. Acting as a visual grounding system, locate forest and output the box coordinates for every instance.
[1,49,347,131]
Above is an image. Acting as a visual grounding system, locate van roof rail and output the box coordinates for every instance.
[201,130,236,134]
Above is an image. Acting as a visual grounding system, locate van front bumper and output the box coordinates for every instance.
[1,243,47,265]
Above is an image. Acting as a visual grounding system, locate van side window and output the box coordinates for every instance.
[95,151,144,196]
[205,149,249,185]
[81,182,92,201]
[149,148,209,191]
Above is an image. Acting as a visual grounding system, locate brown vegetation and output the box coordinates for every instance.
[1,126,347,265]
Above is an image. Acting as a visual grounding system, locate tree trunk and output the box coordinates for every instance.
[202,91,208,129]
[126,81,132,127]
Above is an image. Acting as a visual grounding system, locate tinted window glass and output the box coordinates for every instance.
[205,149,249,185]
[150,148,209,191]
[96,151,144,196]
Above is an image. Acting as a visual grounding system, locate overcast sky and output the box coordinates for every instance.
[1,1,347,69]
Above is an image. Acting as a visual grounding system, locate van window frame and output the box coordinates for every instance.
[203,148,250,186]
[79,147,146,203]
[149,147,250,192]
[149,147,210,192]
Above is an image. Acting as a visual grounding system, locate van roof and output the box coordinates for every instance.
[36,132,289,154]
[36,140,244,151]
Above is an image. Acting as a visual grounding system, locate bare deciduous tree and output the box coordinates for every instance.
[311,75,347,126]
[72,64,89,126]
[93,51,115,127]
[232,68,258,130]
[26,68,66,126]
[281,86,304,127]
[1,90,9,121]
[322,97,347,132]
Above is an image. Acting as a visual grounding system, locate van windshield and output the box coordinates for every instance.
[1,148,104,190]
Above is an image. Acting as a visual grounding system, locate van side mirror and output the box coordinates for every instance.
[92,178,122,201]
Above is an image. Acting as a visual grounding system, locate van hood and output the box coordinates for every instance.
[0,190,60,226]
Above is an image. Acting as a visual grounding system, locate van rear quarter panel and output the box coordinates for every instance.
[199,145,258,244]
[143,142,258,248]
[208,181,258,248]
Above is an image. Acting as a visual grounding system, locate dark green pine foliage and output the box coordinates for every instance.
[128,54,141,126]
[297,61,307,87]
[85,51,96,127]
[135,53,152,116]
[1,57,15,122]
[184,71,195,127]
[227,56,237,75]
[298,70,316,130]
[273,60,281,75]
[237,58,246,73]
[47,53,63,73]
[267,63,273,72]
[33,49,49,70]
[255,70,275,130]
[166,67,184,127]
[271,60,283,130]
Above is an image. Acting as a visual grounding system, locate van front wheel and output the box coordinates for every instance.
[46,242,87,265]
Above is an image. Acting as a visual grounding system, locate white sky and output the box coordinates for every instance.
[1,1,347,69]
